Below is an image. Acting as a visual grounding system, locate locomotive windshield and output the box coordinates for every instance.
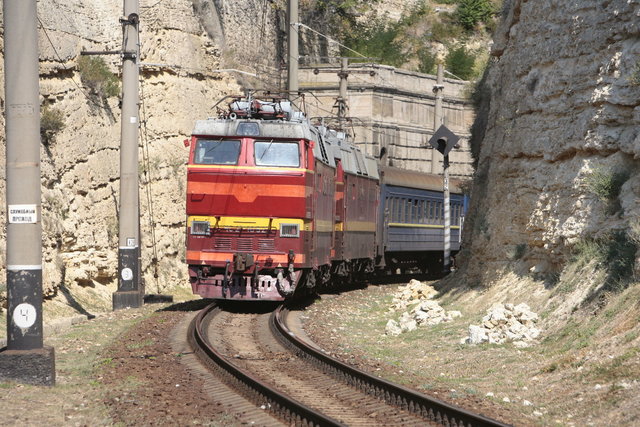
[194,139,241,165]
[254,141,300,167]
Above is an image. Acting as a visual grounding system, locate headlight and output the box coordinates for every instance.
[279,223,300,238]
[191,221,210,235]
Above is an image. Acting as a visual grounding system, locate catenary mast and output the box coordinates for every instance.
[113,0,144,309]
[0,0,56,385]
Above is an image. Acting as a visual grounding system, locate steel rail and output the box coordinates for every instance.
[187,302,345,427]
[272,305,512,427]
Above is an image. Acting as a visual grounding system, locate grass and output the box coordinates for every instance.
[547,318,601,352]
[589,347,640,384]
[570,231,637,295]
[126,338,154,350]
[623,329,639,344]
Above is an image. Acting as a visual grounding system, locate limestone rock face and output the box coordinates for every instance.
[462,0,640,283]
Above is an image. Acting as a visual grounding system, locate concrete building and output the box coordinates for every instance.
[299,63,475,178]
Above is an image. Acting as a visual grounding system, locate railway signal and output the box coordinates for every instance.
[428,65,460,274]
[429,123,460,273]
[429,125,460,157]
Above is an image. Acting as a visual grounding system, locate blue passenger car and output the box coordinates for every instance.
[377,166,466,274]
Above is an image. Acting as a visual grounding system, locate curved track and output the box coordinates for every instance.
[188,302,510,426]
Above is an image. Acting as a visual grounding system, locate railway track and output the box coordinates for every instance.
[187,302,510,426]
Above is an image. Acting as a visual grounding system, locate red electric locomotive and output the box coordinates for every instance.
[185,94,379,301]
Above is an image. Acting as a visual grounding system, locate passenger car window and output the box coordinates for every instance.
[255,141,300,167]
[194,139,241,165]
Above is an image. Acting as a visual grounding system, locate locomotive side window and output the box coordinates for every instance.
[254,141,300,167]
[194,139,241,165]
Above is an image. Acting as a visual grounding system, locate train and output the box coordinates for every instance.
[185,93,466,301]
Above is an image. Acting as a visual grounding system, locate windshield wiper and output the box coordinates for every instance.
[259,139,274,160]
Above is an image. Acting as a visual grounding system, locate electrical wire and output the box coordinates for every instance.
[138,79,160,293]
[47,0,78,34]
[296,23,368,59]
[136,22,162,293]
[141,0,168,11]
[140,84,160,293]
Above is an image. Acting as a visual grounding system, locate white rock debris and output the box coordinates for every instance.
[461,303,541,346]
[388,279,439,312]
[385,280,461,336]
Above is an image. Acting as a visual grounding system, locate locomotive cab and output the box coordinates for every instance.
[186,98,335,301]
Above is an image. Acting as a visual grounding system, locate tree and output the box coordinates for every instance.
[445,46,477,80]
[456,0,494,31]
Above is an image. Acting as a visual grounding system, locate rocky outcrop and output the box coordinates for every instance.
[461,0,640,284]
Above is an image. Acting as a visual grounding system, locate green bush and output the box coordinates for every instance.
[455,0,495,31]
[445,46,478,80]
[585,167,630,215]
[78,55,120,99]
[40,106,65,146]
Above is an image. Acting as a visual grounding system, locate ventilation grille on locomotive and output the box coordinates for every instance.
[237,238,253,251]
[258,239,275,251]
[214,238,232,250]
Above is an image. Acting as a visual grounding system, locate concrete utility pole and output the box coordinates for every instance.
[0,0,56,385]
[113,0,144,309]
[287,0,299,101]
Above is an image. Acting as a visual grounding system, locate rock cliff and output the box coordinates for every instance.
[461,0,640,287]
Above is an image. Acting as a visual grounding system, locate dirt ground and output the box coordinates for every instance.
[0,299,240,426]
[302,284,640,427]
[0,282,638,426]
